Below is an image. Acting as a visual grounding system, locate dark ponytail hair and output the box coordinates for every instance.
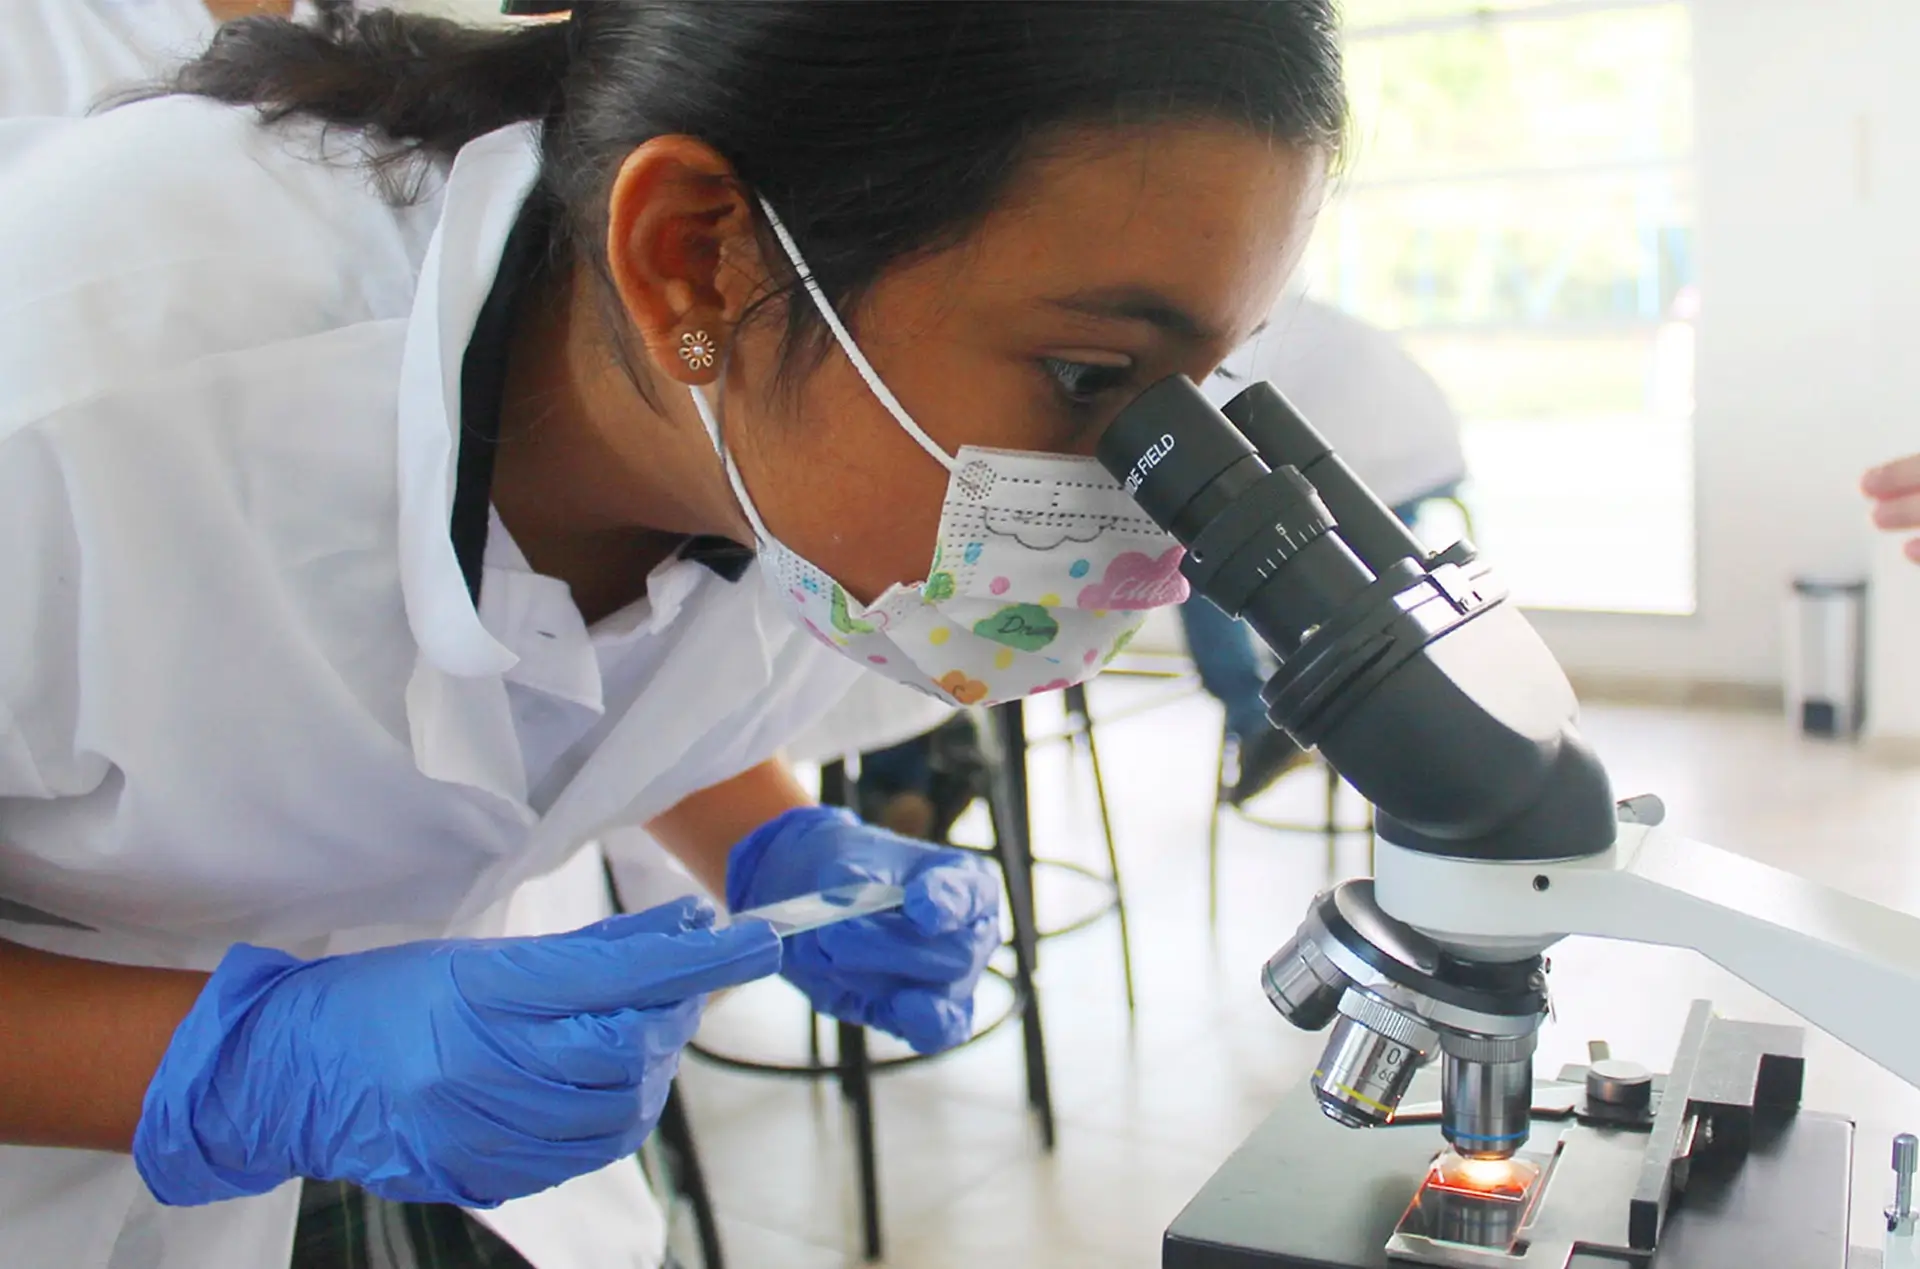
[170,11,571,186]
[168,2,1345,378]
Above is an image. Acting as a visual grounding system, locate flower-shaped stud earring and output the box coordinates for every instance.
[679,330,716,371]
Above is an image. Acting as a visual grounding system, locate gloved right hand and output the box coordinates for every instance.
[133,896,779,1208]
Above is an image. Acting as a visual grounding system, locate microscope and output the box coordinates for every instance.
[1095,377,1920,1269]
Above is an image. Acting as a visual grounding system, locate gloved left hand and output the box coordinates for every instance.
[726,806,1000,1054]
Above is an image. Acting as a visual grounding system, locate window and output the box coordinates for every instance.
[1308,0,1696,613]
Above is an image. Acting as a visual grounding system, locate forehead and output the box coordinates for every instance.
[938,123,1323,347]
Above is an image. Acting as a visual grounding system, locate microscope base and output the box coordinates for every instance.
[1165,1011,1864,1269]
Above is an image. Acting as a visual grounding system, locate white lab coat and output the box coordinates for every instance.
[788,671,957,765]
[0,98,861,1269]
[1208,294,1467,509]
[0,0,217,118]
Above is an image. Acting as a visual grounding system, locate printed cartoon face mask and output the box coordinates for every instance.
[688,201,1189,707]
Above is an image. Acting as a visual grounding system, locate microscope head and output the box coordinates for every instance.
[1096,375,1618,1160]
[1095,376,1615,871]
[1263,882,1547,1158]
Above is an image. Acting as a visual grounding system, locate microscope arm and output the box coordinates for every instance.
[1374,824,1920,1089]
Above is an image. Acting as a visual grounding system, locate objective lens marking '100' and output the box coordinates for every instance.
[1123,433,1177,495]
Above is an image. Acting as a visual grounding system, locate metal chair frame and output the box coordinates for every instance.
[682,719,1057,1263]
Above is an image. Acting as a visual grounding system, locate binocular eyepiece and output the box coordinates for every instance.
[1095,376,1427,661]
[1093,377,1574,1161]
[1094,373,1618,866]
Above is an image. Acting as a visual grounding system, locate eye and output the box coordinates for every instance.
[1041,357,1134,408]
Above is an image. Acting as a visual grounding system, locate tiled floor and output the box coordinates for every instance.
[678,678,1920,1266]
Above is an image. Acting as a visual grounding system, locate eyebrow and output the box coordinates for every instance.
[1045,286,1223,346]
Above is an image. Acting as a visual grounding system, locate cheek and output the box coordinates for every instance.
[731,353,951,606]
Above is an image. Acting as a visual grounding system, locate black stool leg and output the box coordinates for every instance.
[656,1087,726,1269]
[985,704,1057,1150]
[1210,726,1229,929]
[812,762,851,1069]
[818,759,884,1261]
[602,859,727,1269]
[819,758,850,809]
[837,1021,883,1262]
[1064,684,1134,1016]
[995,702,1037,969]
[1324,766,1340,876]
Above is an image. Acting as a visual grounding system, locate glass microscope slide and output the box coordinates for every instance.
[733,882,906,938]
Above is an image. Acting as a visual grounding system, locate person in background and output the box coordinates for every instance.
[855,712,990,842]
[1865,453,1920,561]
[1195,293,1468,805]
[788,673,977,841]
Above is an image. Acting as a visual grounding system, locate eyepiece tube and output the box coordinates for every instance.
[1098,376,1269,543]
[1221,382,1427,576]
[1097,376,1379,652]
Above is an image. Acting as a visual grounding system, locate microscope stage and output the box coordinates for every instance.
[1164,1010,1865,1269]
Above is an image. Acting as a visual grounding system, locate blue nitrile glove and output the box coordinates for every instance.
[133,896,780,1208]
[726,806,1000,1055]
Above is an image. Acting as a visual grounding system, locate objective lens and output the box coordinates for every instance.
[1310,997,1436,1130]
[1260,930,1348,1032]
[1439,1037,1536,1159]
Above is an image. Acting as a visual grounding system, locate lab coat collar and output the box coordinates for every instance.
[395,122,542,681]
[393,124,545,818]
[391,125,768,824]
[479,508,708,714]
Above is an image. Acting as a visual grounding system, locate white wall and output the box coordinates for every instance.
[1532,0,1920,696]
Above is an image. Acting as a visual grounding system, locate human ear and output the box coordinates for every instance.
[604,136,768,387]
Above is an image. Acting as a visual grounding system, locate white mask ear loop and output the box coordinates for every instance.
[689,384,777,543]
[758,198,958,473]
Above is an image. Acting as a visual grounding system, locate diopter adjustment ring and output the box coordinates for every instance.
[1180,466,1337,617]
